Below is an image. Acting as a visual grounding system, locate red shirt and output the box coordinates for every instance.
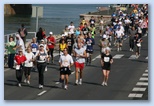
[47,36,55,49]
[14,55,27,65]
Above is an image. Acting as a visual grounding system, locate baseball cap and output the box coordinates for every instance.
[39,44,44,47]
[41,39,44,42]
[62,34,66,37]
[105,47,111,51]
[49,32,53,35]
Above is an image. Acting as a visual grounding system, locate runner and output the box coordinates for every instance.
[101,47,113,86]
[40,39,49,71]
[85,32,95,65]
[34,44,49,89]
[29,37,39,55]
[47,32,56,63]
[134,33,143,58]
[66,33,74,55]
[73,43,87,85]
[24,47,34,85]
[36,27,44,44]
[15,34,25,54]
[14,48,27,87]
[59,48,74,90]
[82,23,90,35]
[128,26,137,52]
[28,37,39,72]
[89,16,95,27]
[5,36,16,69]
[115,27,124,51]
[68,22,75,34]
[59,39,67,56]
[98,34,109,54]
[90,24,96,39]
[18,24,27,44]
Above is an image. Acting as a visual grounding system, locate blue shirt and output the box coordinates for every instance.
[86,37,95,51]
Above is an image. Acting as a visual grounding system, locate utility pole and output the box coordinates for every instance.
[36,6,39,33]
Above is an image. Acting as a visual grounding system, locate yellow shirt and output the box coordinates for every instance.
[59,43,67,51]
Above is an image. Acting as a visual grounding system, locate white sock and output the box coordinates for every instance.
[79,79,82,82]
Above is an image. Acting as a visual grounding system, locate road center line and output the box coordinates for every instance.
[38,90,47,96]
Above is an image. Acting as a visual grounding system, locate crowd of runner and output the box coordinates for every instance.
[5,4,148,89]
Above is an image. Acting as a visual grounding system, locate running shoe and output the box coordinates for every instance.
[18,83,21,87]
[79,81,82,85]
[24,79,27,83]
[75,81,78,85]
[64,85,68,90]
[45,66,47,71]
[39,84,43,89]
[104,82,108,86]
[27,81,30,85]
[101,82,105,86]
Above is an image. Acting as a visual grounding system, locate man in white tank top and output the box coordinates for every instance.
[73,43,87,85]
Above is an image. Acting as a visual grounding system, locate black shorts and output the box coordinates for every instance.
[116,38,122,43]
[60,67,71,75]
[24,67,32,75]
[86,50,93,54]
[102,66,111,70]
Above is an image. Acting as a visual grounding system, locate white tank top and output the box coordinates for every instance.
[74,47,85,63]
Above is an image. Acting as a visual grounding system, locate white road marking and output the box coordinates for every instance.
[71,71,75,74]
[92,58,96,61]
[4,68,10,72]
[113,54,124,59]
[92,55,101,61]
[38,90,47,96]
[132,87,146,91]
[96,55,101,58]
[128,93,143,98]
[145,70,148,73]
[53,53,59,57]
[55,82,60,84]
[136,82,148,86]
[139,77,148,81]
[129,55,136,59]
[142,73,148,77]
[145,57,148,59]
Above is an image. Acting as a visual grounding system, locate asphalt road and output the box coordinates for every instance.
[4,34,148,100]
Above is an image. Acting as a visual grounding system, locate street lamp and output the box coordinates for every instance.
[108,5,110,15]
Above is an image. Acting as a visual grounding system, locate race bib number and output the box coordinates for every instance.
[68,42,71,46]
[104,57,110,62]
[32,48,37,52]
[16,65,20,70]
[48,42,52,45]
[87,43,91,46]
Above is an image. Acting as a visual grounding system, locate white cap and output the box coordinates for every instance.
[41,39,44,42]
[119,22,122,25]
[39,44,44,47]
[62,34,66,37]
[49,32,53,35]
[105,47,111,51]
[103,34,107,39]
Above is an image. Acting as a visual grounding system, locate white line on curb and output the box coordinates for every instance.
[38,90,47,96]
